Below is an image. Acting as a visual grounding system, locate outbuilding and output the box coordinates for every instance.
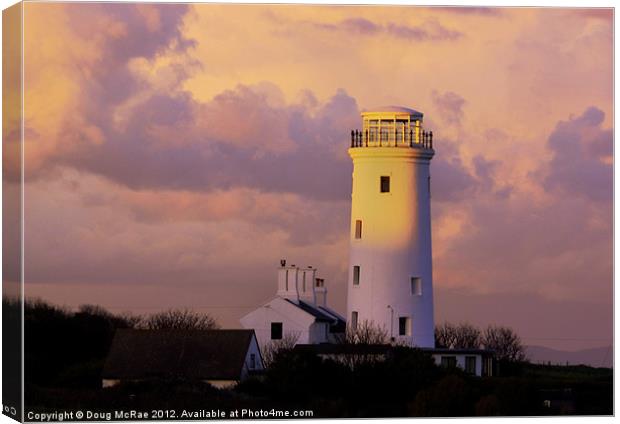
[102,329,263,389]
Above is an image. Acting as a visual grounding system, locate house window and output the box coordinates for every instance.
[271,322,283,340]
[465,356,477,374]
[411,277,422,295]
[285,270,289,291]
[353,266,360,286]
[398,317,411,336]
[351,311,358,330]
[482,357,493,377]
[303,272,306,292]
[380,176,390,193]
[355,220,362,239]
[250,353,256,369]
[441,356,457,368]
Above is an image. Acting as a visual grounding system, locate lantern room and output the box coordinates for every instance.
[350,106,433,149]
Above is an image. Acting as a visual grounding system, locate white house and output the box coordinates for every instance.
[240,261,346,349]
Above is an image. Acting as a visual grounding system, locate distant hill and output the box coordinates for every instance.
[526,345,612,368]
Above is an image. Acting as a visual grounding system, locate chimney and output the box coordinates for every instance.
[298,266,317,304]
[314,278,327,307]
[277,262,299,300]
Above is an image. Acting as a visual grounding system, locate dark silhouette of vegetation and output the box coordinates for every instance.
[261,332,300,367]
[3,297,22,419]
[23,299,218,393]
[435,322,526,362]
[138,308,219,331]
[20,299,612,417]
[337,320,389,345]
[435,322,481,349]
[482,325,527,362]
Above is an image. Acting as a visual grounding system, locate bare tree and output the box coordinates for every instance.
[435,322,457,348]
[481,325,526,362]
[435,322,481,349]
[453,323,481,349]
[139,309,219,331]
[261,332,300,367]
[333,320,390,369]
[338,320,389,345]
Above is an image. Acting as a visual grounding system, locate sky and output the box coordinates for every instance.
[3,3,613,351]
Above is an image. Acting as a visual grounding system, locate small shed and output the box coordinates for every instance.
[102,329,263,389]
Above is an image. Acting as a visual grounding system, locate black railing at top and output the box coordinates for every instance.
[350,129,433,149]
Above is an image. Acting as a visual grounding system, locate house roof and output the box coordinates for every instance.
[317,306,347,333]
[284,299,335,323]
[102,329,256,381]
[422,347,494,356]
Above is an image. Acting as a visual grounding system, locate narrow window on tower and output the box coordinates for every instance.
[351,311,358,330]
[428,176,431,198]
[380,176,390,193]
[271,322,283,340]
[411,277,422,295]
[398,316,411,336]
[353,266,360,286]
[355,220,362,239]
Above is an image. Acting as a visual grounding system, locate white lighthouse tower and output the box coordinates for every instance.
[346,106,435,348]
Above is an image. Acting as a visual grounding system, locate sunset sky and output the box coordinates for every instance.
[4,3,613,351]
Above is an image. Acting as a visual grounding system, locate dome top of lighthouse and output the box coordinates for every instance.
[362,105,423,118]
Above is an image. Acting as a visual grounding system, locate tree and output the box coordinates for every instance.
[435,322,481,349]
[333,320,390,369]
[261,332,300,367]
[435,322,457,348]
[139,309,219,331]
[338,320,389,345]
[481,325,526,362]
[453,323,481,349]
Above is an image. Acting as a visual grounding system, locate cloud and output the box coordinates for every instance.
[312,17,462,41]
[46,85,358,201]
[432,7,504,16]
[432,90,466,126]
[434,107,612,305]
[386,18,462,41]
[22,3,196,182]
[542,107,612,202]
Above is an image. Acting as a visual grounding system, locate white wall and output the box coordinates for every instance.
[240,297,315,349]
[240,333,265,379]
[347,146,435,348]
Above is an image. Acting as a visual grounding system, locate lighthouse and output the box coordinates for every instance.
[346,106,435,348]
